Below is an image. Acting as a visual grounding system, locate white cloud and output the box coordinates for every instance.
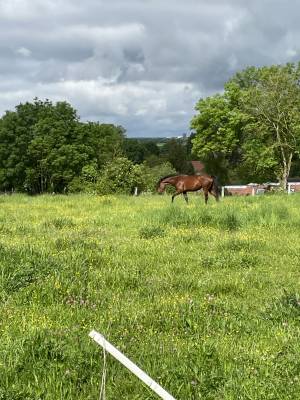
[16,47,32,57]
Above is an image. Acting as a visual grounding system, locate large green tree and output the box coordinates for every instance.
[0,99,58,191]
[123,139,146,164]
[238,64,300,188]
[0,99,125,193]
[123,138,160,164]
[75,122,125,169]
[191,63,300,188]
[190,94,245,183]
[161,138,194,174]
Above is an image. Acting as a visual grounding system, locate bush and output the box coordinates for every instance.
[96,157,145,195]
[68,158,176,194]
[68,164,99,193]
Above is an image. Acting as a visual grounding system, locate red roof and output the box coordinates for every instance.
[191,161,205,172]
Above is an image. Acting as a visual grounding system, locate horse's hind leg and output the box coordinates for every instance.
[183,191,188,204]
[204,189,209,205]
[209,188,219,202]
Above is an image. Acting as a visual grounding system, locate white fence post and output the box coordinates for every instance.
[221,186,225,198]
[89,330,176,400]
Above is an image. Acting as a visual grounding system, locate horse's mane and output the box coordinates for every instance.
[158,174,177,184]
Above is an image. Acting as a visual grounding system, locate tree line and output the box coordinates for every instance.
[1,62,300,194]
[0,99,193,194]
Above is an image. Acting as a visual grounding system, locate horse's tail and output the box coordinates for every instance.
[211,175,220,201]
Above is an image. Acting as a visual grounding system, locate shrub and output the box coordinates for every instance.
[96,157,145,195]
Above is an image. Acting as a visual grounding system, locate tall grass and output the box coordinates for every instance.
[0,193,299,399]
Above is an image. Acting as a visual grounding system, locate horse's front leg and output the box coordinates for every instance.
[172,191,181,203]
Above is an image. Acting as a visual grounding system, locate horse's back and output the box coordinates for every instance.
[178,174,213,191]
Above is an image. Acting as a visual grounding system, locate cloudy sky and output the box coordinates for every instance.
[0,0,299,137]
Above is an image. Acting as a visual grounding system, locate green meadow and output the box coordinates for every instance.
[0,193,299,399]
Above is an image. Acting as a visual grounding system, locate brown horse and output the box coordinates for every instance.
[157,174,219,204]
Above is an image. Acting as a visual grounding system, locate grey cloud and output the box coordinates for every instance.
[0,0,300,136]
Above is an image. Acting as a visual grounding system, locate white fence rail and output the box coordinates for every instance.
[221,182,300,197]
[89,330,176,400]
[221,185,255,197]
[288,182,300,194]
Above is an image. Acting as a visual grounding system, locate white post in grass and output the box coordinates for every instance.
[221,186,225,198]
[89,330,176,400]
[288,183,291,194]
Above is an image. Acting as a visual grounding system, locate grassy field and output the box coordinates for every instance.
[0,193,299,399]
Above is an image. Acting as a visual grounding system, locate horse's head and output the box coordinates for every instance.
[157,175,176,194]
[157,180,166,194]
